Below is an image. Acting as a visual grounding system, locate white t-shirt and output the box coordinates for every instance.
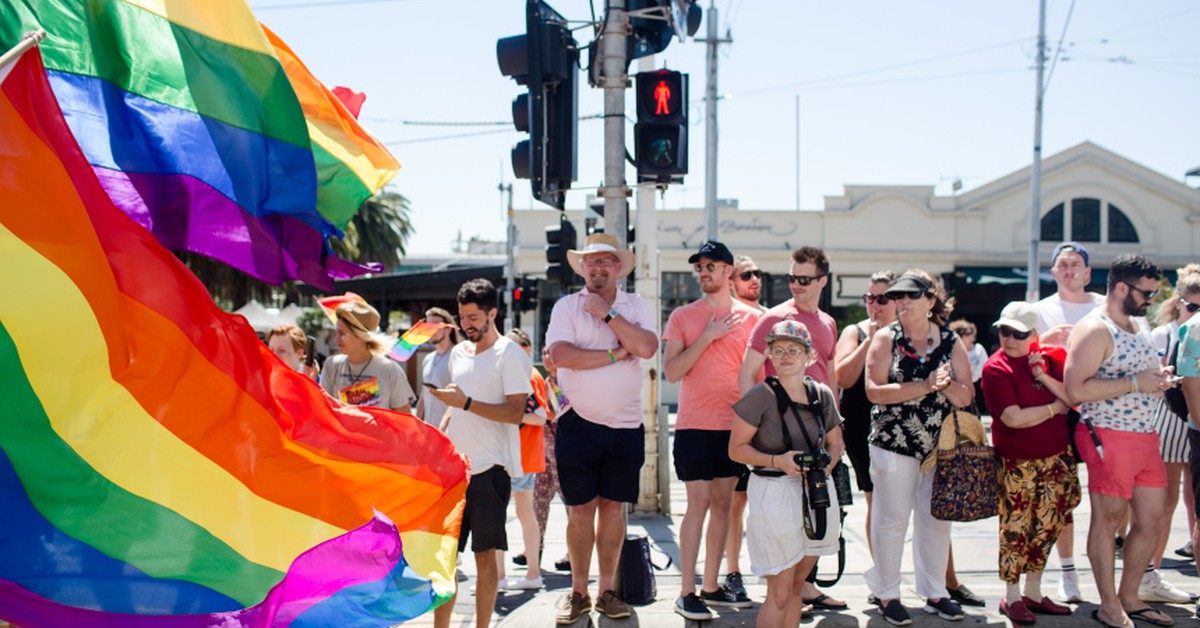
[320,354,415,410]
[545,288,655,429]
[1033,292,1105,340]
[419,346,453,424]
[445,336,533,477]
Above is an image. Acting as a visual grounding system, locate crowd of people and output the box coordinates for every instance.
[268,237,1200,628]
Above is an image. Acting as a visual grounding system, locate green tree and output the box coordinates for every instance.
[330,187,414,270]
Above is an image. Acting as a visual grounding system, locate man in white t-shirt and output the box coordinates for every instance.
[1031,241,1104,603]
[429,279,532,628]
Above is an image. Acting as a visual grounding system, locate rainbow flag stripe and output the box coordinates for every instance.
[390,322,456,362]
[0,0,399,289]
[0,48,464,627]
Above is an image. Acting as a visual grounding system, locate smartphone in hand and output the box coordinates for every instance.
[304,337,316,367]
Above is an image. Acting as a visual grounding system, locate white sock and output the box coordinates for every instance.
[1059,557,1075,574]
[1142,567,1158,584]
[1006,582,1022,604]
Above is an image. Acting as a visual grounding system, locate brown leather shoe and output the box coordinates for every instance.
[595,590,632,619]
[556,592,592,625]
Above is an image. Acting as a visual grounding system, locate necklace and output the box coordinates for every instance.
[898,324,936,364]
[347,356,372,382]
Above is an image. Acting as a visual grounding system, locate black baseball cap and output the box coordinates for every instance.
[687,240,734,266]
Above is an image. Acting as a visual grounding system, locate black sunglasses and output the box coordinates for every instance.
[693,262,725,273]
[786,273,825,286]
[863,294,891,305]
[1122,281,1159,302]
[738,269,763,281]
[998,327,1034,340]
[885,290,925,301]
[1185,301,1200,313]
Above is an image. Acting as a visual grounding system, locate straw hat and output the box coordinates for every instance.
[567,233,635,279]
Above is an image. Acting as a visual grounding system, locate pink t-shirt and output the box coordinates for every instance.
[747,300,838,386]
[545,288,656,429]
[664,299,762,430]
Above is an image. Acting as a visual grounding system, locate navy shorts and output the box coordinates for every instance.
[1190,429,1200,519]
[458,465,511,553]
[673,428,745,482]
[556,409,644,505]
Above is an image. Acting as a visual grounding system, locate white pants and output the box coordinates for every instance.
[864,445,951,601]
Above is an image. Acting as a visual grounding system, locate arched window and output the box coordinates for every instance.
[1041,197,1138,243]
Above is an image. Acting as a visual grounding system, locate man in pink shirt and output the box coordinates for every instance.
[738,245,844,609]
[545,233,659,624]
[664,241,761,620]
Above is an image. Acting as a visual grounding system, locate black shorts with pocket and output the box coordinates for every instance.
[458,465,511,553]
[673,428,745,482]
[556,409,644,505]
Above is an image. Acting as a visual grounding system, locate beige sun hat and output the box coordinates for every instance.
[567,233,636,279]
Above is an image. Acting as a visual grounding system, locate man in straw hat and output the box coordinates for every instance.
[545,233,659,623]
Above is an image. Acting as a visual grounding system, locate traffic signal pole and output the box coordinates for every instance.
[501,182,516,333]
[599,0,629,250]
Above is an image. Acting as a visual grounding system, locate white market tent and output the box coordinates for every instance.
[232,300,289,334]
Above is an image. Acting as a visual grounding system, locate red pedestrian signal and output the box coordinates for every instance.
[634,69,688,182]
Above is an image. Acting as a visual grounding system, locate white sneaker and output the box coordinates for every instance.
[1139,572,1195,603]
[504,576,544,590]
[1058,571,1084,603]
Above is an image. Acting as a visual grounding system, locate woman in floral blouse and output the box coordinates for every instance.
[863,270,974,626]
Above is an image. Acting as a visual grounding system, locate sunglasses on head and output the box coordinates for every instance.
[1185,301,1200,313]
[886,290,925,301]
[694,262,725,273]
[863,294,891,305]
[738,269,763,281]
[785,273,825,286]
[998,327,1034,340]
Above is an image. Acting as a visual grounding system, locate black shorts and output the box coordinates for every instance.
[841,415,874,493]
[556,409,644,505]
[458,465,511,553]
[673,429,745,482]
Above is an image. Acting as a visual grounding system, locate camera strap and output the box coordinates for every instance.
[765,376,827,540]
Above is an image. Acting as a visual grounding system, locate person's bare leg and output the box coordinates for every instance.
[864,491,874,555]
[725,490,748,575]
[756,565,796,628]
[513,489,542,580]
[701,477,738,593]
[678,480,713,597]
[474,549,500,628]
[595,497,627,594]
[1089,491,1133,627]
[433,583,457,628]
[784,557,819,627]
[567,500,598,596]
[946,545,959,589]
[1152,463,1184,569]
[1119,486,1168,617]
[1184,467,1196,542]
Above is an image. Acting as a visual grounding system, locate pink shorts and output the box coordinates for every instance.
[1075,424,1166,499]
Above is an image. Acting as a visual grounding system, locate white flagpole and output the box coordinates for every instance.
[0,30,47,76]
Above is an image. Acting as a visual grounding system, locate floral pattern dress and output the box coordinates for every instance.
[868,322,958,461]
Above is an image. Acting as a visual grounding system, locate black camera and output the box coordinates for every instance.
[794,448,832,510]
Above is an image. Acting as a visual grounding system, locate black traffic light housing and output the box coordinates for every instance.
[545,214,577,286]
[634,69,688,182]
[514,277,539,311]
[497,0,578,209]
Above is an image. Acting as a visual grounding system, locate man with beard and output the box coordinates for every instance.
[416,306,460,425]
[545,234,658,624]
[429,279,532,628]
[732,255,767,313]
[738,245,846,610]
[663,241,760,620]
[1065,254,1179,628]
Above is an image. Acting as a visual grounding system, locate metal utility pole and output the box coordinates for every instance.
[501,182,516,332]
[600,0,629,248]
[699,1,731,241]
[1026,0,1046,303]
[634,54,662,515]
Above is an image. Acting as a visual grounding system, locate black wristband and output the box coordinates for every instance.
[463,397,472,412]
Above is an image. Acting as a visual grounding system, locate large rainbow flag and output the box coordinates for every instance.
[0,47,465,627]
[0,0,401,290]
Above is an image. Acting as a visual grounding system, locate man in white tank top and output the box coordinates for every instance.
[1065,254,1179,628]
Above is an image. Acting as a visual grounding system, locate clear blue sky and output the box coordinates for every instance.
[254,0,1200,256]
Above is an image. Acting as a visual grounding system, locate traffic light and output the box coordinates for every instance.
[545,214,577,286]
[497,0,578,209]
[514,277,539,311]
[634,69,688,182]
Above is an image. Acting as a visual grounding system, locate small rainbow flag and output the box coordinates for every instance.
[390,322,456,362]
[0,47,465,628]
[317,292,368,324]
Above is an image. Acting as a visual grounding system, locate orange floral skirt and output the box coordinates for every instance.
[998,449,1081,582]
